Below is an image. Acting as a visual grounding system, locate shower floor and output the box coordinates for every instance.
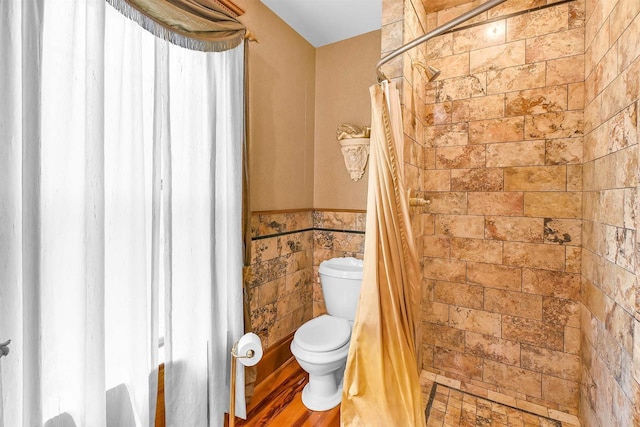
[421,374,580,427]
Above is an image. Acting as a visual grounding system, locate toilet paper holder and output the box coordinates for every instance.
[231,342,255,360]
[229,333,263,427]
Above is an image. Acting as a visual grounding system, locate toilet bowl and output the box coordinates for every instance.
[290,257,363,411]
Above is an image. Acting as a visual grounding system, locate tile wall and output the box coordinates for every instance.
[408,0,585,415]
[580,0,640,424]
[246,210,365,349]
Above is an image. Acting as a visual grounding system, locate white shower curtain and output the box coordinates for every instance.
[0,1,245,426]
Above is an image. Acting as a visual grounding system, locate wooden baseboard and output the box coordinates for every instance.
[255,332,295,386]
[155,364,165,427]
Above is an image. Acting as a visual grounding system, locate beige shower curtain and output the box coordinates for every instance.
[341,81,425,426]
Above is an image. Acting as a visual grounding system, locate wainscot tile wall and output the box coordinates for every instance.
[246,210,365,349]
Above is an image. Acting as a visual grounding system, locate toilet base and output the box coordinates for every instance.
[301,377,343,411]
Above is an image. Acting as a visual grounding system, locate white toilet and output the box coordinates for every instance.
[290,257,363,411]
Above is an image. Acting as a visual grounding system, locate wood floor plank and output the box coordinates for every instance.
[235,358,340,427]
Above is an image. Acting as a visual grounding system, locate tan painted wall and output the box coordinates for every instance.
[237,0,316,212]
[313,31,381,210]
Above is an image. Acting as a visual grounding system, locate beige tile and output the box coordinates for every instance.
[503,241,566,270]
[504,165,567,191]
[436,74,487,102]
[525,28,585,62]
[543,218,582,246]
[606,303,634,354]
[502,315,564,350]
[425,191,468,214]
[434,348,484,380]
[541,375,579,408]
[564,326,580,355]
[607,102,638,154]
[424,323,466,352]
[453,20,506,53]
[451,94,506,123]
[428,122,470,147]
[251,237,279,264]
[485,288,543,320]
[466,261,522,292]
[515,399,548,416]
[618,12,640,73]
[451,168,504,191]
[468,192,523,216]
[505,85,567,116]
[486,140,546,167]
[450,237,503,263]
[435,214,485,239]
[426,33,453,59]
[548,408,581,425]
[469,117,525,144]
[545,137,583,165]
[382,0,403,25]
[381,20,403,53]
[423,235,451,258]
[426,52,470,80]
[485,216,544,243]
[428,102,452,125]
[567,82,585,110]
[523,192,582,218]
[422,300,450,325]
[424,169,451,191]
[330,231,364,253]
[506,3,569,41]
[487,0,544,18]
[487,63,546,94]
[546,55,585,85]
[424,257,467,282]
[565,246,581,273]
[483,360,542,397]
[522,268,580,299]
[466,331,521,366]
[434,281,484,310]
[436,145,486,169]
[525,111,584,140]
[450,307,502,337]
[469,40,526,73]
[521,344,580,380]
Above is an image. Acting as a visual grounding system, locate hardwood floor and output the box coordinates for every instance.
[233,358,340,427]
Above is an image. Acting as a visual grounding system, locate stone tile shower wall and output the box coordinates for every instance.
[247,210,365,349]
[580,0,640,424]
[418,0,585,414]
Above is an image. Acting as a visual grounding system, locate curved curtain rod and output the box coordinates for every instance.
[376,0,508,81]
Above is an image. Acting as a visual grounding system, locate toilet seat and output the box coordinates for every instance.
[293,315,350,353]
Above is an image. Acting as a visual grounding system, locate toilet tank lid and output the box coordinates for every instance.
[319,257,363,280]
[294,315,351,352]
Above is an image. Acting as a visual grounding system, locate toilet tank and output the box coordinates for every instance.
[318,257,363,321]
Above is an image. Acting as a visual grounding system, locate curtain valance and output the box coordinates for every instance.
[107,0,246,52]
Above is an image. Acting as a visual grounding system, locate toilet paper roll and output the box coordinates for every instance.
[235,332,263,367]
